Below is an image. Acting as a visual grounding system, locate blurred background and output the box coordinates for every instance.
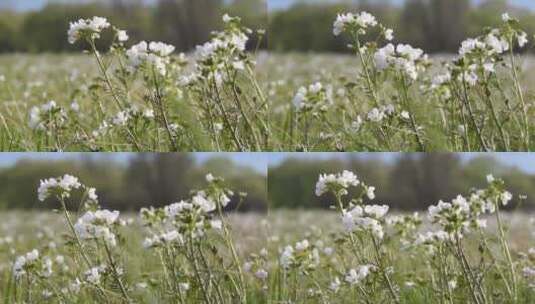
[0,153,268,212]
[268,153,535,211]
[0,0,534,54]
[2,152,534,212]
[0,0,268,53]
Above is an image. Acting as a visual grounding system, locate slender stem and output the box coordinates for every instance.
[371,236,400,304]
[103,240,131,303]
[509,39,530,150]
[495,201,517,302]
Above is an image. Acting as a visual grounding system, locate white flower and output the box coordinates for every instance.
[364,205,389,219]
[117,30,129,42]
[329,277,341,292]
[13,249,40,278]
[502,13,511,22]
[206,173,215,182]
[315,170,359,196]
[486,174,495,183]
[367,108,385,122]
[179,282,190,292]
[74,210,120,246]
[222,14,232,23]
[333,12,377,36]
[366,186,376,200]
[85,267,102,284]
[38,174,82,202]
[518,32,528,48]
[192,192,216,212]
[345,265,374,285]
[255,269,268,280]
[485,33,509,54]
[295,239,309,252]
[149,41,175,57]
[385,29,394,41]
[280,245,294,269]
[501,191,513,205]
[68,16,110,44]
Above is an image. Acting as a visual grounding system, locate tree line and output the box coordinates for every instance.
[1,0,535,53]
[268,154,535,210]
[0,0,267,53]
[0,154,267,212]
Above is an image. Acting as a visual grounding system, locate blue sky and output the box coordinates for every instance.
[268,0,534,10]
[1,0,534,11]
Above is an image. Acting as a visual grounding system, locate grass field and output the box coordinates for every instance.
[0,172,534,303]
[1,12,534,152]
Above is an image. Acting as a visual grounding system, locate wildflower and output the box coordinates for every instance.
[117,30,129,42]
[255,269,268,280]
[518,32,529,48]
[374,43,427,80]
[342,204,389,239]
[74,210,121,246]
[292,82,333,112]
[38,174,82,202]
[345,265,374,285]
[126,41,175,76]
[29,100,67,130]
[315,170,359,196]
[385,29,394,41]
[68,16,110,44]
[179,282,190,292]
[84,266,103,284]
[366,186,376,200]
[367,108,385,122]
[333,12,378,36]
[13,249,39,278]
[329,277,341,292]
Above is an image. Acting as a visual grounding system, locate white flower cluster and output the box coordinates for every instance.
[140,174,231,244]
[315,170,360,196]
[142,229,183,249]
[413,230,450,246]
[374,43,427,80]
[452,13,528,86]
[366,104,396,123]
[523,266,535,289]
[74,210,121,247]
[342,204,389,239]
[292,82,333,112]
[333,12,378,36]
[344,265,375,285]
[92,107,154,138]
[29,100,67,131]
[280,239,320,271]
[68,16,110,44]
[188,15,250,86]
[84,265,107,285]
[429,72,453,99]
[243,248,269,282]
[38,174,82,202]
[13,249,53,280]
[426,175,513,237]
[13,249,40,278]
[126,41,176,76]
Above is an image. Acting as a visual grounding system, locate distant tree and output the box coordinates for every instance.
[154,0,223,51]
